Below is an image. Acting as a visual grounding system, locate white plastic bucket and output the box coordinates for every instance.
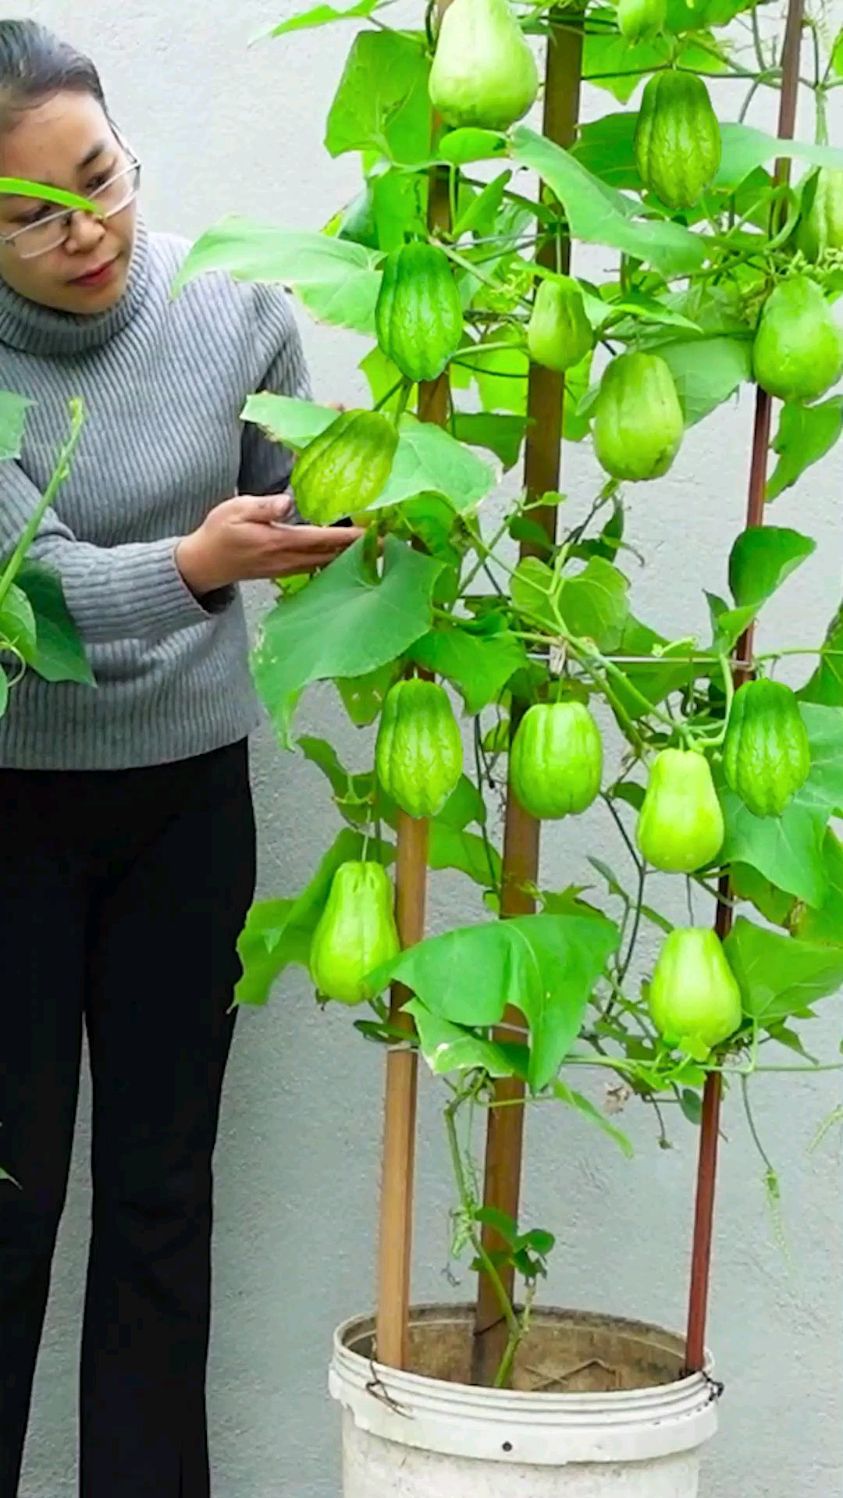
[329,1304,719,1498]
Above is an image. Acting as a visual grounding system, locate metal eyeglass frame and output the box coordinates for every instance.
[0,157,142,261]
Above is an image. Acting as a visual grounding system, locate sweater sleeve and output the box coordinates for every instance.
[0,459,223,645]
[238,283,313,500]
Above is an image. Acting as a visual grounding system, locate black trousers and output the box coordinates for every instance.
[0,741,256,1497]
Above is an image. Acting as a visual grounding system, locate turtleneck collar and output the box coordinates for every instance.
[0,216,150,358]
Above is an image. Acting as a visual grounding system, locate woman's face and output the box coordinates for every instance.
[0,90,137,315]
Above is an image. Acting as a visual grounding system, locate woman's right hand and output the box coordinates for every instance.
[175,495,365,597]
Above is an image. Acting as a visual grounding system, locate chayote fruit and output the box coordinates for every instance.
[796,167,843,263]
[752,275,843,404]
[636,748,724,873]
[526,276,593,374]
[723,678,811,818]
[509,701,603,820]
[649,927,742,1051]
[376,678,463,819]
[375,242,464,385]
[309,861,401,1005]
[428,0,539,131]
[292,410,398,526]
[634,69,721,210]
[593,351,684,482]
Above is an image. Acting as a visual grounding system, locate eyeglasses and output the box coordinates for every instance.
[0,159,141,262]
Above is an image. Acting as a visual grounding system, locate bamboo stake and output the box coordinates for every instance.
[374,0,454,1372]
[684,0,805,1374]
[472,11,584,1386]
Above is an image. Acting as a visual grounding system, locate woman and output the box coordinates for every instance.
[0,19,359,1497]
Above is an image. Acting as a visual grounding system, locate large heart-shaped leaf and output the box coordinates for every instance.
[409,625,527,713]
[767,399,843,502]
[374,913,619,1090]
[172,220,381,333]
[724,917,843,1027]
[800,607,843,707]
[717,124,843,191]
[325,29,431,166]
[253,537,442,746]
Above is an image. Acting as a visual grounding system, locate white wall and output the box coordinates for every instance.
[14,2,843,1495]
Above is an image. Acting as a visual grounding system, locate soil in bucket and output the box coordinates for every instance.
[351,1305,690,1393]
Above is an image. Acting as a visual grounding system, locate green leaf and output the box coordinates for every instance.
[706,592,756,653]
[800,606,843,707]
[723,916,843,1027]
[731,862,795,928]
[551,1079,634,1157]
[173,219,381,334]
[267,0,385,35]
[728,525,815,608]
[563,349,594,442]
[766,398,843,502]
[453,412,526,469]
[375,913,619,1091]
[793,831,843,946]
[235,829,382,1005]
[336,659,400,726]
[452,171,512,239]
[558,558,629,651]
[0,391,30,461]
[469,330,529,416]
[665,0,754,31]
[716,125,843,191]
[656,336,752,426]
[428,823,501,888]
[612,616,706,718]
[371,168,428,251]
[719,780,828,908]
[377,416,497,512]
[833,28,843,78]
[795,703,843,818]
[325,30,431,166]
[403,1002,520,1078]
[253,537,442,747]
[679,1088,703,1125]
[583,14,725,103]
[361,343,416,412]
[511,128,706,278]
[596,290,701,335]
[409,625,527,713]
[439,128,509,166]
[14,561,94,686]
[437,774,487,830]
[0,584,36,661]
[0,178,98,214]
[242,393,334,451]
[0,666,9,719]
[511,556,558,633]
[297,736,376,825]
[571,114,639,189]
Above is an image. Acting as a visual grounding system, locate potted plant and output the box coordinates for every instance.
[179,0,843,1491]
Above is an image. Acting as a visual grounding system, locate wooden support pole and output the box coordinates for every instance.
[684,0,805,1375]
[374,0,453,1371]
[472,10,584,1386]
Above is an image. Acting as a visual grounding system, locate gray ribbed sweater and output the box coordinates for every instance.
[0,219,310,770]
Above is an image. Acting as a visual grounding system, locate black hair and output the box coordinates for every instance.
[0,19,109,129]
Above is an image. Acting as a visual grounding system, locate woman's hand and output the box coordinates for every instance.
[175,495,364,596]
